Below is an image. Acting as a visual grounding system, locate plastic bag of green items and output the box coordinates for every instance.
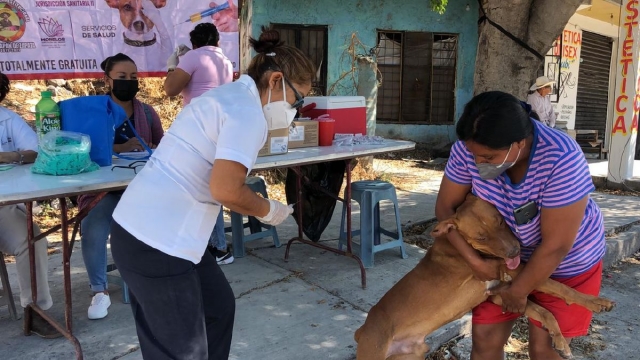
[32,130,99,176]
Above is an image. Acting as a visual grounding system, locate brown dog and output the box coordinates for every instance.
[354,194,614,360]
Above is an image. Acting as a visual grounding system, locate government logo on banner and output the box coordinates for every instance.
[0,1,34,50]
[38,16,66,48]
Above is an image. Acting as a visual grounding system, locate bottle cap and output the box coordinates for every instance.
[41,91,52,98]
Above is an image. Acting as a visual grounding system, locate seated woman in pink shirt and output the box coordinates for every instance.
[164,23,234,105]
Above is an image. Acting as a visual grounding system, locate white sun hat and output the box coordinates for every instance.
[529,76,555,91]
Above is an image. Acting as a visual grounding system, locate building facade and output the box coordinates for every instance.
[240,0,479,146]
[542,0,622,148]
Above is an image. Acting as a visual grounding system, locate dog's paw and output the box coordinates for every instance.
[582,296,615,313]
[551,336,573,359]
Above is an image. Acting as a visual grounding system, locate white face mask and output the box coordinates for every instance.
[263,78,298,130]
[476,144,521,180]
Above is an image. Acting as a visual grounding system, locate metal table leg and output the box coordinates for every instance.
[23,192,108,360]
[284,160,367,289]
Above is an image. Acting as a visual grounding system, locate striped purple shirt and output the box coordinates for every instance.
[445,120,605,277]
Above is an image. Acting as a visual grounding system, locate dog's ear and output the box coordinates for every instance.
[149,0,167,8]
[104,0,120,9]
[430,218,457,238]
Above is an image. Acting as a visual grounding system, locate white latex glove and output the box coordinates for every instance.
[256,199,294,226]
[167,50,179,70]
[176,44,191,56]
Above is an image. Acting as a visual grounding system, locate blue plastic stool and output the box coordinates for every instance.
[229,177,281,258]
[106,264,130,304]
[339,180,408,268]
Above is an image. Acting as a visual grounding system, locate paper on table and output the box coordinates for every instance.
[0,164,16,171]
[113,151,153,160]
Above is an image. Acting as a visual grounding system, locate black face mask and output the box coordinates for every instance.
[111,79,139,102]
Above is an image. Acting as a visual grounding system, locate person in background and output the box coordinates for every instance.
[209,0,240,77]
[77,53,164,320]
[164,22,235,264]
[164,22,233,106]
[437,91,605,360]
[109,27,315,359]
[0,71,60,338]
[527,76,557,128]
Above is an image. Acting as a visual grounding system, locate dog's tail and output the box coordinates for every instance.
[354,308,394,360]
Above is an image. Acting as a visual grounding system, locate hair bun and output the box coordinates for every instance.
[249,26,283,54]
[99,56,112,71]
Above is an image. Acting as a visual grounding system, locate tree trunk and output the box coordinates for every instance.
[474,0,584,99]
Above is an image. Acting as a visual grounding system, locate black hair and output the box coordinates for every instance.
[246,26,315,91]
[100,53,136,75]
[0,72,9,102]
[530,110,540,121]
[190,23,220,48]
[456,91,534,149]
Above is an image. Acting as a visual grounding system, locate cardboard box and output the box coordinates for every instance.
[288,120,319,149]
[258,128,289,157]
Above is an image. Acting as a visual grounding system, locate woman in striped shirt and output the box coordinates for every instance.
[436,91,605,360]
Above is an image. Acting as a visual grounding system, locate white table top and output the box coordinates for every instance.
[0,140,415,205]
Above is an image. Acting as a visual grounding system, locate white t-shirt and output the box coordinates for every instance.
[112,75,268,263]
[0,107,38,153]
[527,91,556,128]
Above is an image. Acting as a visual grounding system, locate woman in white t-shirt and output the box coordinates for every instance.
[164,22,235,264]
[109,28,316,360]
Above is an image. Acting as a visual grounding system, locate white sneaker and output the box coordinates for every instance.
[88,293,111,320]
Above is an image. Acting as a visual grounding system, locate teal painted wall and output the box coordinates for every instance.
[250,0,478,145]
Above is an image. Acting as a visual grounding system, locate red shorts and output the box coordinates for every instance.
[472,261,603,337]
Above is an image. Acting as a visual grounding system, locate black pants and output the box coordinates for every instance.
[111,221,235,360]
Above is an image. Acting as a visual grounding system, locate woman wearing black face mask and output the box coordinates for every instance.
[74,53,165,321]
[101,53,164,153]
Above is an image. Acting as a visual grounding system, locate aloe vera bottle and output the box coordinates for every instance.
[35,91,61,141]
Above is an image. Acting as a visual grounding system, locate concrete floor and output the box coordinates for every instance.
[1,175,639,360]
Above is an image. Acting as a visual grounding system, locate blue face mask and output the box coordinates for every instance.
[476,144,521,180]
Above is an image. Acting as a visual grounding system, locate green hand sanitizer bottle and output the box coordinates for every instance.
[35,91,61,141]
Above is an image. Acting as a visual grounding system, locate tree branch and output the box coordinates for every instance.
[526,0,583,55]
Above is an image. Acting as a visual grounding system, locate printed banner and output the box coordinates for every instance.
[0,0,239,79]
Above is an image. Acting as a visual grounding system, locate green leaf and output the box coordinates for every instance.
[431,0,448,14]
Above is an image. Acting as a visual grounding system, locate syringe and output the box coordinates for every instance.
[180,2,230,24]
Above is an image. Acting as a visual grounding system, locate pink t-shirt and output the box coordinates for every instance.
[177,46,234,105]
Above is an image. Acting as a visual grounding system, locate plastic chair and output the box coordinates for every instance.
[0,252,19,319]
[228,177,280,258]
[339,180,408,268]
